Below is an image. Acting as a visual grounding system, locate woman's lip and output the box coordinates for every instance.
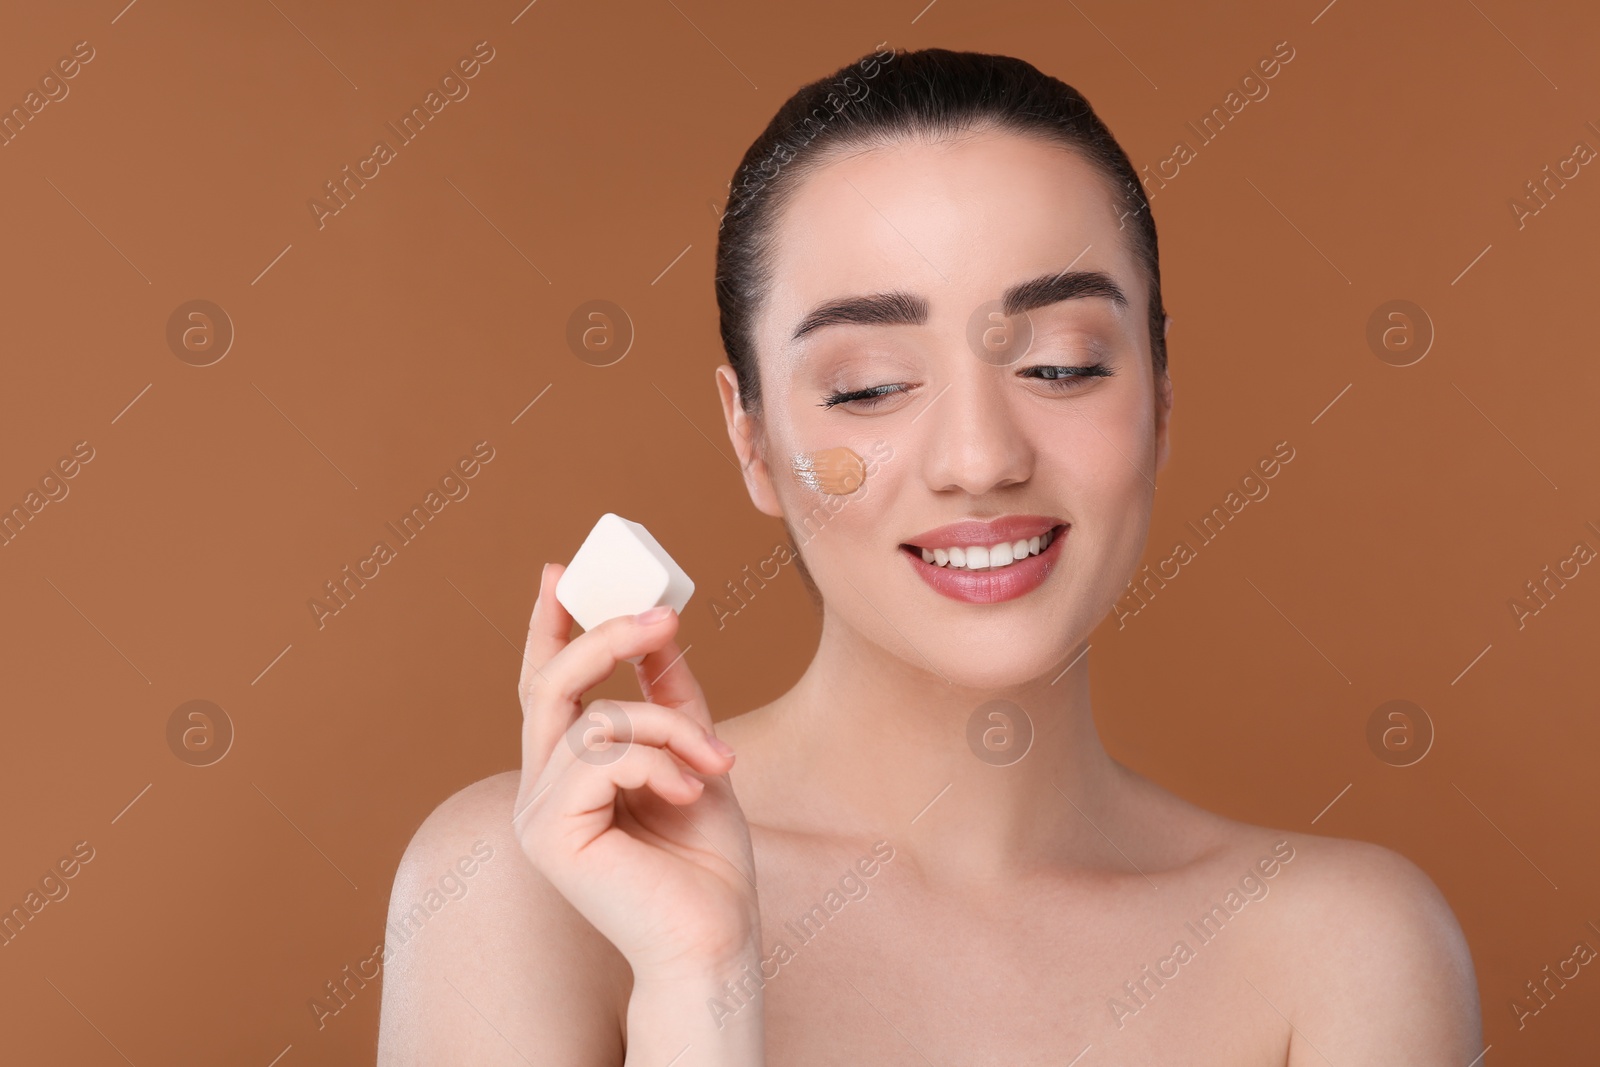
[901,515,1064,550]
[900,524,1067,604]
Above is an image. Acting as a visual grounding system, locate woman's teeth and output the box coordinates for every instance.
[916,527,1056,571]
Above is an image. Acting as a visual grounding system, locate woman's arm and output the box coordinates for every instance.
[625,966,766,1066]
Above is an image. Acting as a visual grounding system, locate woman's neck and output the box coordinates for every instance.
[743,608,1138,886]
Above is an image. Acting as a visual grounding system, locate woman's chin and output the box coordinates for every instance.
[901,641,1086,694]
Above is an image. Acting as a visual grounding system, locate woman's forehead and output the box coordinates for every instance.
[755,133,1143,355]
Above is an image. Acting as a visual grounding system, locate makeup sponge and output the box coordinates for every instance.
[555,513,695,666]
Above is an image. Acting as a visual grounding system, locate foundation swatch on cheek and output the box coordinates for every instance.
[791,446,867,495]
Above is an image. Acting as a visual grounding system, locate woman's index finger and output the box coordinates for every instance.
[520,562,573,700]
[634,631,713,731]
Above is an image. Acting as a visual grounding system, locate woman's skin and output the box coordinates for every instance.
[376,128,1482,1065]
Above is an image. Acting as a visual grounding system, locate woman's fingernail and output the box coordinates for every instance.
[707,735,735,758]
[635,604,672,624]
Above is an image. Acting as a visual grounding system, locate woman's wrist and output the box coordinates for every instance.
[625,953,767,1067]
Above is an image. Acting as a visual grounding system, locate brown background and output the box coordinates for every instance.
[1,0,1596,1062]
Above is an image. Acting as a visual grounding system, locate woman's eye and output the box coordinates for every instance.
[819,383,910,410]
[819,362,1113,411]
[1024,362,1114,390]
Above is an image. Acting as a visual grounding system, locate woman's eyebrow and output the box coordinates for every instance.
[791,290,927,342]
[790,269,1127,342]
[1002,268,1128,317]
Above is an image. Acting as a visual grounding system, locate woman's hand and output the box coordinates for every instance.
[511,562,761,985]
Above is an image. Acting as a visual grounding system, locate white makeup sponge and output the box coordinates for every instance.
[555,513,695,665]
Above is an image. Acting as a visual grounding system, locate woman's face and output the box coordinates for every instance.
[719,129,1172,690]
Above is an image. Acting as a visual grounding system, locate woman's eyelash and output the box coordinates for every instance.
[1025,362,1114,390]
[819,362,1114,410]
[819,383,907,409]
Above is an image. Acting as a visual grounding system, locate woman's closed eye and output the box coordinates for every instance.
[819,362,1115,411]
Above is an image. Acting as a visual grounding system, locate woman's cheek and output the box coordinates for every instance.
[783,438,895,533]
[1057,413,1156,596]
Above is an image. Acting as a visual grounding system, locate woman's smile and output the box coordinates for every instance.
[899,516,1069,603]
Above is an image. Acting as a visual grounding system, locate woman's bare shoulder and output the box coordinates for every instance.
[376,771,628,1066]
[1117,764,1479,1052]
[1199,814,1483,1061]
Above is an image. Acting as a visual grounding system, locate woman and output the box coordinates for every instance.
[377,47,1481,1065]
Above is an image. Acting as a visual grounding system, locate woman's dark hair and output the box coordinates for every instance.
[714,45,1167,425]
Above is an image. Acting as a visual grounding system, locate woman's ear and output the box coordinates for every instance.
[716,364,784,518]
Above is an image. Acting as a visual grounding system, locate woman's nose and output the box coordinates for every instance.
[919,362,1033,496]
